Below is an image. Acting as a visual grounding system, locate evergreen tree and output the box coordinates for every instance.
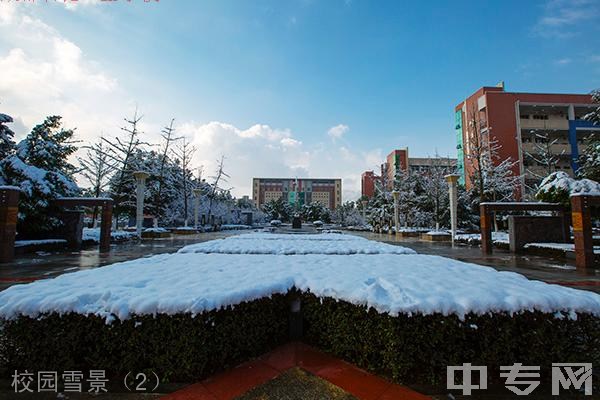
[578,90,600,181]
[0,112,16,160]
[0,116,79,237]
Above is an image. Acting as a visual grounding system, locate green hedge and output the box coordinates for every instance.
[300,292,600,388]
[0,294,290,382]
[1,290,599,390]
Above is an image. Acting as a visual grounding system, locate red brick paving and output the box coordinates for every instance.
[161,342,430,400]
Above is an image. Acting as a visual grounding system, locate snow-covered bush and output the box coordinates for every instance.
[270,219,282,226]
[536,171,600,206]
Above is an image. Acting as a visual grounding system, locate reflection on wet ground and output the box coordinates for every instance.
[1,229,599,294]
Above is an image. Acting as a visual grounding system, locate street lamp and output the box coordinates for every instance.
[133,171,150,238]
[445,174,460,247]
[361,199,368,223]
[391,190,400,235]
[192,188,202,229]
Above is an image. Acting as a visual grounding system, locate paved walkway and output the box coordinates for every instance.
[161,342,430,400]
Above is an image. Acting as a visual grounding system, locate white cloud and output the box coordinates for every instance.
[0,7,380,202]
[555,58,572,65]
[0,6,125,140]
[327,124,349,139]
[534,0,599,37]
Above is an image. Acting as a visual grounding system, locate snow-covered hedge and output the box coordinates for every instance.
[1,291,598,389]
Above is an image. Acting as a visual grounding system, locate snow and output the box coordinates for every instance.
[0,185,21,191]
[1,232,600,321]
[270,220,282,226]
[0,113,13,123]
[425,230,450,236]
[14,239,67,247]
[220,224,253,230]
[538,171,600,197]
[178,233,416,255]
[455,232,509,245]
[82,228,137,243]
[524,242,600,254]
[143,227,169,233]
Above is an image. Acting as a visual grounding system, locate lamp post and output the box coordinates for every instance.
[192,188,202,229]
[133,171,149,238]
[445,174,460,247]
[361,199,368,223]
[391,190,400,235]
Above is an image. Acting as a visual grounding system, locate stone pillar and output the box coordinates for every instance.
[571,195,594,269]
[480,204,493,254]
[100,200,113,253]
[193,188,202,229]
[445,174,460,246]
[0,187,20,263]
[133,171,149,238]
[392,190,400,234]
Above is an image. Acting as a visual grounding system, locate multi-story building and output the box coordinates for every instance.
[252,178,342,210]
[455,83,598,192]
[361,149,457,196]
[361,171,378,198]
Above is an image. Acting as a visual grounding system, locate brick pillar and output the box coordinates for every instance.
[100,200,113,253]
[571,195,594,269]
[0,187,20,263]
[480,204,493,254]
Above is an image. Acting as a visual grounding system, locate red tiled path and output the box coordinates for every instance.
[161,342,430,400]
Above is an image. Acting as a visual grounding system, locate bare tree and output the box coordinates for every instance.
[154,118,182,219]
[206,155,230,223]
[78,137,113,227]
[102,109,149,225]
[524,130,565,180]
[173,137,197,226]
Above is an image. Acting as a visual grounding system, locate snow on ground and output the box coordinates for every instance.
[178,232,416,255]
[1,232,600,321]
[454,232,509,245]
[82,228,138,243]
[524,242,600,254]
[14,239,67,247]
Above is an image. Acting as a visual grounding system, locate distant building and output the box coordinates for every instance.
[252,178,342,210]
[455,83,599,193]
[361,171,378,198]
[361,149,457,196]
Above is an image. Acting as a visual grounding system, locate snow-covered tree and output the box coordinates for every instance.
[206,156,230,222]
[0,116,79,236]
[536,171,600,207]
[465,106,519,204]
[420,156,453,230]
[0,112,16,160]
[578,90,600,181]
[262,197,293,222]
[524,130,565,180]
[332,201,364,226]
[300,202,331,223]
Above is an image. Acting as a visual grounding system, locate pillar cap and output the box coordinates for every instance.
[444,174,460,183]
[391,190,400,200]
[133,171,150,181]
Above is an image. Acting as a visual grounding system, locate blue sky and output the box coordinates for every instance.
[0,0,599,199]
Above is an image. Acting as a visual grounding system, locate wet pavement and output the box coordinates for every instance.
[0,230,243,292]
[1,229,599,294]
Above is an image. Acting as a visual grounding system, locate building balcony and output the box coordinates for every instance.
[520,119,569,131]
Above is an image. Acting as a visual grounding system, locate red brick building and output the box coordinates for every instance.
[361,171,378,198]
[455,84,598,195]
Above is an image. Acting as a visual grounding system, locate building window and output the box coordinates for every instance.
[533,115,549,120]
[520,114,530,119]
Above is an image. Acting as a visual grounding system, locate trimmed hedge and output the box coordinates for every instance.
[301,292,600,388]
[0,294,290,382]
[1,289,599,389]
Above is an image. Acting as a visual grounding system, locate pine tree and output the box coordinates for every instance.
[0,116,79,237]
[0,112,16,160]
[584,89,600,125]
[578,90,600,181]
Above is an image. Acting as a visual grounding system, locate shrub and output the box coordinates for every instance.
[1,290,598,391]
